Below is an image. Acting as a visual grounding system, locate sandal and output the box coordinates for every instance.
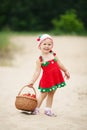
[44,110,57,117]
[32,108,39,115]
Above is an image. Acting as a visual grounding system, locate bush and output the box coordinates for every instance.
[52,10,85,34]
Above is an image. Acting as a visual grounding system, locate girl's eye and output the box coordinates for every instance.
[43,43,46,45]
[43,43,51,46]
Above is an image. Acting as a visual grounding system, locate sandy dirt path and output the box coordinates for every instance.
[0,35,87,130]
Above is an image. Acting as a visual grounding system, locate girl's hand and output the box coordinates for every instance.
[28,81,34,87]
[64,71,70,80]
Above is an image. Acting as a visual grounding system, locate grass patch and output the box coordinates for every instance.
[0,31,17,66]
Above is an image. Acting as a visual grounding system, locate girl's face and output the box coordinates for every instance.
[39,39,53,54]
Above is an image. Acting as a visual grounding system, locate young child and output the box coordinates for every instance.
[28,34,70,116]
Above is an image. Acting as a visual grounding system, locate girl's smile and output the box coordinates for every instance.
[39,39,53,54]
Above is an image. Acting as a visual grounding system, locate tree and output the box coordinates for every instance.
[52,10,85,34]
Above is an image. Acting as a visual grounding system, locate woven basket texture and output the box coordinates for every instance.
[15,85,37,111]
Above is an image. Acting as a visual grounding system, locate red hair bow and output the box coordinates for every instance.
[37,38,40,41]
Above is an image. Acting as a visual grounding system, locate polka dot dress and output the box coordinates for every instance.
[38,53,66,92]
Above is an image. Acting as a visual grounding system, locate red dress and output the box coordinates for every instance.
[38,52,66,92]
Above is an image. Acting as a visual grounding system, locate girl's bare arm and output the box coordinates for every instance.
[55,56,70,79]
[28,59,41,86]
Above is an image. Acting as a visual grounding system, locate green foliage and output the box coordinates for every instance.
[0,31,14,58]
[0,31,16,66]
[0,0,87,33]
[0,32,10,50]
[52,10,85,34]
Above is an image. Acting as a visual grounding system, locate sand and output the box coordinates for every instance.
[0,35,87,130]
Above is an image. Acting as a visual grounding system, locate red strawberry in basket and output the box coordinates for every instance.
[31,94,36,98]
[22,93,31,97]
[23,94,28,96]
[27,93,31,97]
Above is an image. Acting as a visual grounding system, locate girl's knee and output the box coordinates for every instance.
[48,90,56,96]
[40,92,47,98]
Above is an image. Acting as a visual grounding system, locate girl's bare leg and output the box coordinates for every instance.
[33,92,47,114]
[37,92,47,108]
[44,90,57,116]
[46,90,56,108]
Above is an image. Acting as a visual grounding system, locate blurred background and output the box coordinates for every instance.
[0,1,87,130]
[0,0,87,64]
[0,0,87,33]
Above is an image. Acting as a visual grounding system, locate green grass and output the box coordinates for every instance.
[0,31,16,66]
[0,31,10,49]
[0,31,39,66]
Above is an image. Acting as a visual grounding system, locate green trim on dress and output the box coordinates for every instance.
[54,58,57,62]
[42,61,50,66]
[41,58,57,66]
[38,82,66,92]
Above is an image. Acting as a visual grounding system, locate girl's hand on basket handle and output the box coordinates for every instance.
[28,81,34,87]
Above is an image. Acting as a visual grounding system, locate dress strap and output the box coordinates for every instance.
[39,51,56,62]
[39,56,43,62]
[50,50,56,56]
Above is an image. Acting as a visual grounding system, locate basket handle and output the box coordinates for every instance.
[18,85,37,96]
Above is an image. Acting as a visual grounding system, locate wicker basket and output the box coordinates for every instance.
[15,85,37,112]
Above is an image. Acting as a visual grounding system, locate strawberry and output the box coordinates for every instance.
[31,94,36,98]
[27,93,31,96]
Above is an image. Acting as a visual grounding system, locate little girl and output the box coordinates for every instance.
[28,34,70,116]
